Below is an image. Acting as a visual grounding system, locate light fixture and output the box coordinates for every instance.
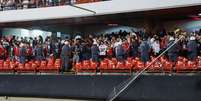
[198,13,201,16]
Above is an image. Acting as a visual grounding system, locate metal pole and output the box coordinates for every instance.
[107,35,184,101]
[69,3,96,15]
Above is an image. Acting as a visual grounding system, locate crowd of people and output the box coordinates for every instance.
[0,29,201,72]
[0,0,104,11]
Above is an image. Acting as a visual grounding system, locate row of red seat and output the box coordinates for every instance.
[0,59,61,73]
[75,56,201,73]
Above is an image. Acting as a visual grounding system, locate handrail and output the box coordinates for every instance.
[106,35,184,101]
[69,4,96,15]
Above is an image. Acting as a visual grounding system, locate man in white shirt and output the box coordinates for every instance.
[99,42,108,60]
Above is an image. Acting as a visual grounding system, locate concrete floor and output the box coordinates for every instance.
[0,97,95,101]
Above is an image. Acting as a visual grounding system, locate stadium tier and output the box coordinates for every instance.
[0,0,201,101]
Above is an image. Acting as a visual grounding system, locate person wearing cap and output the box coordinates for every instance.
[91,41,99,62]
[61,40,71,73]
[139,38,150,63]
[19,43,26,64]
[167,36,179,62]
[187,36,197,60]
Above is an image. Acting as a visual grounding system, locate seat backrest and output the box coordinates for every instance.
[0,60,4,68]
[75,62,82,69]
[100,61,108,69]
[18,63,24,69]
[116,62,124,68]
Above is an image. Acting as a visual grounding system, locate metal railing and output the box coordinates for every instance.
[106,35,184,101]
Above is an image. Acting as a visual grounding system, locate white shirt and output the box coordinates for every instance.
[152,41,160,54]
[99,44,108,56]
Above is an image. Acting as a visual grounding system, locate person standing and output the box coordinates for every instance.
[187,36,197,60]
[139,38,150,63]
[130,37,139,58]
[91,41,99,62]
[61,40,71,73]
[19,43,26,64]
[34,44,44,61]
[114,38,124,62]
[167,36,179,62]
[99,41,108,60]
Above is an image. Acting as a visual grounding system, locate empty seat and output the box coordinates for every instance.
[175,60,186,72]
[111,58,117,64]
[10,61,16,69]
[146,61,154,71]
[153,61,162,71]
[76,60,96,73]
[127,57,133,62]
[90,61,98,69]
[134,61,144,71]
[75,62,82,70]
[108,60,116,69]
[0,60,13,72]
[35,61,41,67]
[163,61,173,72]
[17,63,25,70]
[99,60,108,70]
[54,59,61,69]
[116,62,124,69]
[125,60,133,69]
[0,60,4,69]
[47,59,55,69]
[186,61,196,70]
[82,60,90,69]
[37,61,47,72]
[197,60,201,70]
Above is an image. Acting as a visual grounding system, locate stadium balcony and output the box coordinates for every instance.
[0,0,201,23]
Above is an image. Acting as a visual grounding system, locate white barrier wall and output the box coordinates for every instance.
[0,0,201,23]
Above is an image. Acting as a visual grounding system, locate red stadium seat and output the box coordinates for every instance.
[153,61,162,72]
[103,58,110,64]
[186,61,196,70]
[175,60,186,72]
[16,63,25,71]
[160,56,167,64]
[90,61,98,69]
[75,62,83,70]
[111,58,117,64]
[0,60,4,69]
[0,60,13,72]
[125,60,133,69]
[116,62,124,69]
[35,61,41,67]
[197,60,201,70]
[146,61,154,71]
[127,57,132,62]
[134,61,144,71]
[82,60,90,69]
[163,61,173,72]
[37,61,47,72]
[99,60,108,70]
[76,60,97,73]
[10,61,16,69]
[47,58,55,69]
[132,59,138,67]
[108,60,116,69]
